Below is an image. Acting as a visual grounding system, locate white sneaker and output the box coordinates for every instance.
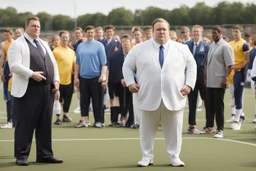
[95,122,103,128]
[170,158,185,167]
[138,158,153,167]
[75,121,90,128]
[214,130,223,138]
[73,107,81,114]
[231,122,241,130]
[0,122,13,129]
[252,115,256,123]
[226,116,234,123]
[196,105,203,111]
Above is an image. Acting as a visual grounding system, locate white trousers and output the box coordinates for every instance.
[133,94,141,125]
[139,101,184,161]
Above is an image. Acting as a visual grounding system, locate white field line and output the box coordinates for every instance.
[0,137,255,147]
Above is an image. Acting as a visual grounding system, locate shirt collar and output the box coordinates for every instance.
[182,38,191,43]
[214,38,223,45]
[24,33,40,45]
[193,40,201,46]
[152,39,170,49]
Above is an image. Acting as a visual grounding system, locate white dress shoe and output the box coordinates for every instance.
[138,158,153,167]
[170,158,185,167]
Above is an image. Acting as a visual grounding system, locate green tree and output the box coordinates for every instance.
[141,6,169,25]
[16,12,34,27]
[0,7,18,26]
[188,2,213,25]
[166,5,190,26]
[107,7,133,25]
[243,3,256,24]
[77,12,107,29]
[37,12,52,30]
[212,1,245,24]
[134,9,144,25]
[52,15,73,30]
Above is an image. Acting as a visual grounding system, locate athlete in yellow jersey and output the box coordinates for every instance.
[52,31,76,125]
[0,28,14,129]
[228,25,250,130]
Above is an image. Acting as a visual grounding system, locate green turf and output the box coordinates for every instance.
[0,85,256,171]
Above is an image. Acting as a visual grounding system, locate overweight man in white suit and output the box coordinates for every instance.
[8,16,63,166]
[123,18,197,167]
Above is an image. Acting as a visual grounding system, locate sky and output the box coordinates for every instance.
[1,0,255,18]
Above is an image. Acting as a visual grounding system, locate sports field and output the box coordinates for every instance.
[0,86,256,171]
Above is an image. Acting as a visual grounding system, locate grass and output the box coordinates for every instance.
[0,85,256,171]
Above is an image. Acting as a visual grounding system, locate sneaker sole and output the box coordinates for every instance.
[138,163,153,167]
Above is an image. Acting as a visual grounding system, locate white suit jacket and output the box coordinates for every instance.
[8,35,60,98]
[122,39,197,111]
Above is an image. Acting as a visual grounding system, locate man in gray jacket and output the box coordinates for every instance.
[205,26,234,138]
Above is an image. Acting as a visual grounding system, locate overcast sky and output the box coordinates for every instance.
[1,0,255,17]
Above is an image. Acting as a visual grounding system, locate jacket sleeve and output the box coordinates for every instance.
[122,48,136,86]
[8,41,33,79]
[184,45,197,90]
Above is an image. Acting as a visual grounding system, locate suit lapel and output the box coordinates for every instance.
[21,36,30,68]
[163,41,177,69]
[189,42,193,54]
[207,41,220,65]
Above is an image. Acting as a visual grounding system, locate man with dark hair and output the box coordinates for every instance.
[185,25,209,134]
[228,25,250,130]
[132,26,143,45]
[103,25,122,126]
[123,18,196,167]
[75,26,107,128]
[8,16,62,166]
[143,26,152,41]
[204,26,234,138]
[52,31,75,125]
[73,27,84,52]
[244,32,253,49]
[72,27,84,114]
[120,34,135,127]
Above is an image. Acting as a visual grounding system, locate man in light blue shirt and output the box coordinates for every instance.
[74,25,107,128]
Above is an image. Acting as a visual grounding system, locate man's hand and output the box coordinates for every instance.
[54,90,60,100]
[101,81,107,88]
[128,83,140,93]
[74,77,80,88]
[222,78,228,88]
[98,75,106,83]
[180,85,192,96]
[121,79,126,87]
[52,81,59,93]
[1,75,5,82]
[232,66,240,72]
[32,71,46,82]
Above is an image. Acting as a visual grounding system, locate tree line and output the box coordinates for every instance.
[0,1,256,31]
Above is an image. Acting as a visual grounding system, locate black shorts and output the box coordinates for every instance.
[108,82,122,99]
